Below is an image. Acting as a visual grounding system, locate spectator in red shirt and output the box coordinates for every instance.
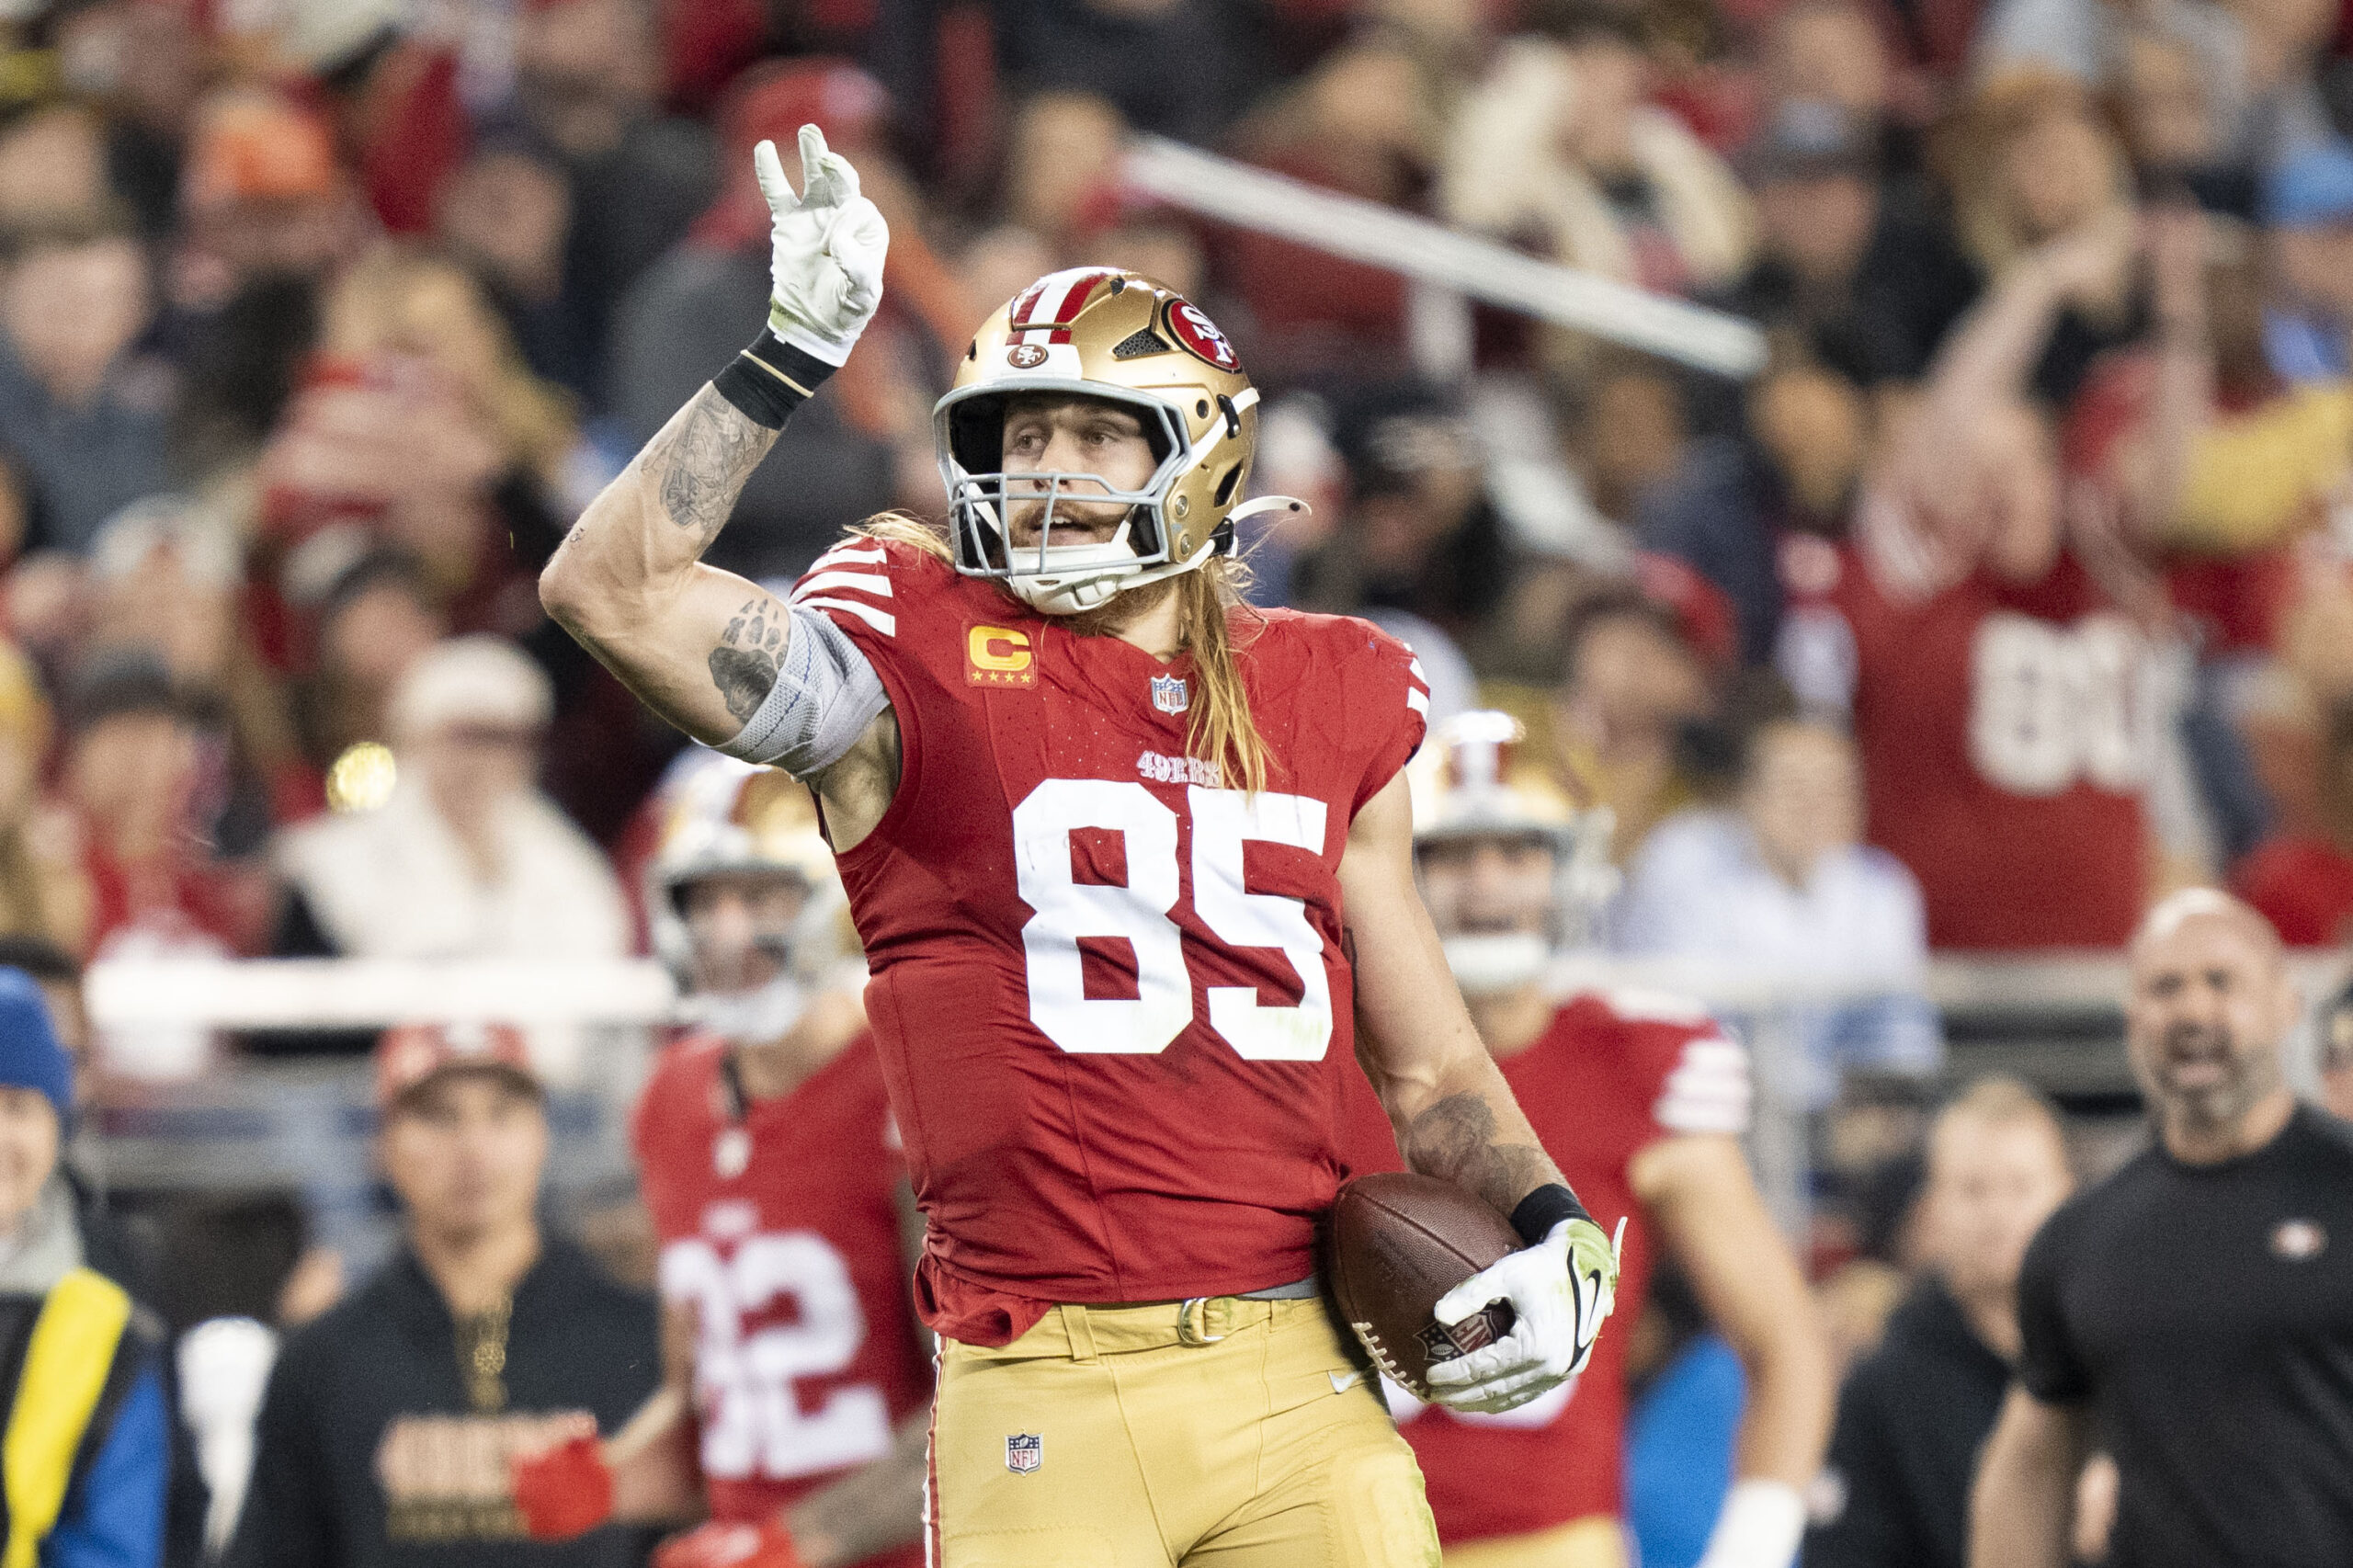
[1779,211,2166,948]
[2235,697,2353,946]
[62,653,268,1082]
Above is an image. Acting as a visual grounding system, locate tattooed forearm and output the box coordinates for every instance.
[1403,1090,1559,1220]
[709,594,789,722]
[642,386,781,539]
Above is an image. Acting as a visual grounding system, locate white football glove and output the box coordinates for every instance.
[1425,1216,1623,1415]
[752,124,889,367]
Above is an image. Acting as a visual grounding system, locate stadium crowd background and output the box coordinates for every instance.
[9,0,2353,1561]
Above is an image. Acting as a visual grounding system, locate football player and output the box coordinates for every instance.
[514,754,930,1568]
[1344,712,1833,1568]
[538,126,1622,1567]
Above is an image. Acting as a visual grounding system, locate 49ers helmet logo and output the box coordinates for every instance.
[1164,300,1239,370]
[1006,343,1048,369]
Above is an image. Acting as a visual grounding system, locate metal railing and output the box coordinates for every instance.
[70,949,2353,1253]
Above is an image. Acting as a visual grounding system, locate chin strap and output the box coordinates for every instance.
[1015,497,1311,618]
[1441,934,1552,995]
[1224,494,1311,528]
[686,973,809,1046]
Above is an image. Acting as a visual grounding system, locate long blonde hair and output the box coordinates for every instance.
[856,516,1273,793]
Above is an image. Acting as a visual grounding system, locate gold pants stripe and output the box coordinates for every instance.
[929,1296,1441,1568]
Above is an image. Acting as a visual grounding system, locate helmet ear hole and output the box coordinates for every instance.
[949,400,1005,477]
[1213,464,1242,507]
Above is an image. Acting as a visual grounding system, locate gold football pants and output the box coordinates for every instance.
[1440,1517,1629,1568]
[928,1295,1440,1568]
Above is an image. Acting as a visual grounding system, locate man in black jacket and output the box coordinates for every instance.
[1972,892,2353,1568]
[1805,1078,2074,1568]
[228,1023,660,1568]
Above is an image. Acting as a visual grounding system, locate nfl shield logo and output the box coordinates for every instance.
[1151,674,1188,714]
[1006,1433,1043,1474]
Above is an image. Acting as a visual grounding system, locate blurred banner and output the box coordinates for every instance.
[87,957,677,1031]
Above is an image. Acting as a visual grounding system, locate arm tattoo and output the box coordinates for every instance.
[642,386,780,539]
[1403,1091,1556,1221]
[709,595,789,723]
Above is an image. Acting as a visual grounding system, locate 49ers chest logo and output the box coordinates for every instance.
[967,625,1036,687]
[1165,299,1239,370]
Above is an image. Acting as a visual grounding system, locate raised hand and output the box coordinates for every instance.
[754,124,890,366]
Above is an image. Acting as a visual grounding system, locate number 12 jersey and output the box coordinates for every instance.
[800,536,1429,1346]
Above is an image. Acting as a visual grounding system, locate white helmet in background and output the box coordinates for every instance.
[643,752,855,1044]
[1410,710,1619,994]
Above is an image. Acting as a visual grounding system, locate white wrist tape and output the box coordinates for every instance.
[1695,1479,1806,1568]
[714,604,889,778]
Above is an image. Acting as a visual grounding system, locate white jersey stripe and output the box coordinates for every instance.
[1405,687,1429,717]
[799,596,897,636]
[810,542,888,569]
[1654,1036,1755,1135]
[792,569,895,601]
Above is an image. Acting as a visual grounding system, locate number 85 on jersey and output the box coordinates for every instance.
[1014,778,1334,1061]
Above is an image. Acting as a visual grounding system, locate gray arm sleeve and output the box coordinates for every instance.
[713,603,892,778]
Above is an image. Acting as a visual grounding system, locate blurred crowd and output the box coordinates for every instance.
[0,0,2325,1027]
[0,3,2344,1563]
[0,0,2339,1108]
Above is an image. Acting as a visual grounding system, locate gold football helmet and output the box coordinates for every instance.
[935,267,1295,615]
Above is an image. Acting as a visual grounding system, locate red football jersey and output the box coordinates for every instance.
[796,536,1428,1346]
[631,1030,930,1567]
[1778,528,2149,949]
[1340,992,1752,1544]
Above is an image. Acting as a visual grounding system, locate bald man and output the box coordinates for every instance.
[1969,890,2353,1568]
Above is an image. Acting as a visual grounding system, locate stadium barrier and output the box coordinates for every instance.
[72,951,2351,1256]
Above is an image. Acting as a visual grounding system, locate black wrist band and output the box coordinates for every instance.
[1512,1183,1594,1247]
[711,326,835,429]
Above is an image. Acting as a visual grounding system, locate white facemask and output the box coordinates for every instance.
[687,972,808,1047]
[1442,933,1552,996]
[1005,540,1141,616]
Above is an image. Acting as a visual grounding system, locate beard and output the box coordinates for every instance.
[2145,1021,2279,1131]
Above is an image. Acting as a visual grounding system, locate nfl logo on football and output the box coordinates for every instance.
[1005,1432,1043,1474]
[1152,674,1188,715]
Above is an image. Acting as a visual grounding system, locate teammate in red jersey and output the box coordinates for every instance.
[1345,713,1832,1568]
[537,126,1622,1566]
[515,755,929,1568]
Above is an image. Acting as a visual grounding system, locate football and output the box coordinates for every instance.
[1326,1172,1523,1401]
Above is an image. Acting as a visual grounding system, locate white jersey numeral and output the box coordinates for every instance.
[1012,778,1335,1059]
[1190,785,1332,1060]
[1967,612,2149,796]
[1014,779,1194,1053]
[660,1231,892,1483]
